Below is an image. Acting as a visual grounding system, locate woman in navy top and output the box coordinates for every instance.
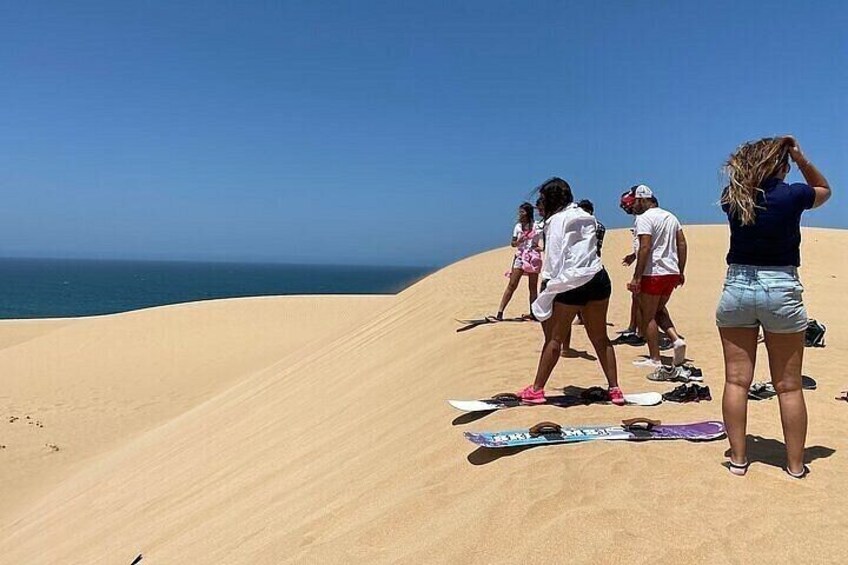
[717,136,831,479]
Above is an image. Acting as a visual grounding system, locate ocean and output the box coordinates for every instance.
[0,258,432,319]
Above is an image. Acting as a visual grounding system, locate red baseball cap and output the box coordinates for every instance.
[619,190,636,213]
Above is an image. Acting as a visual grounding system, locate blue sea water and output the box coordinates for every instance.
[0,258,432,319]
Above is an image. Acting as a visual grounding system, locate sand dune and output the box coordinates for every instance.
[1,226,846,564]
[0,318,74,351]
[0,296,391,524]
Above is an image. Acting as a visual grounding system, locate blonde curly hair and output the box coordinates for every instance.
[722,137,791,225]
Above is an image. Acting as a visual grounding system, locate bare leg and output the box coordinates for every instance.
[497,268,524,315]
[532,302,579,390]
[655,301,680,342]
[719,327,758,466]
[527,273,539,317]
[637,293,663,361]
[629,295,641,334]
[581,298,619,388]
[656,297,686,365]
[562,316,573,352]
[763,331,807,475]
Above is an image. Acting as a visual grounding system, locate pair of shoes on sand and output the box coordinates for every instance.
[612,330,680,352]
[662,383,711,403]
[612,330,645,346]
[646,363,704,383]
[517,385,626,406]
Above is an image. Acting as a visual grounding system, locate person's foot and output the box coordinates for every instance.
[495,311,504,321]
[672,339,687,366]
[608,386,626,406]
[517,385,546,404]
[728,457,749,477]
[785,465,809,479]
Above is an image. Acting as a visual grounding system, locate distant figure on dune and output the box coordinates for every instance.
[577,199,605,256]
[718,136,831,479]
[535,196,548,286]
[517,177,624,406]
[627,185,688,376]
[614,187,645,345]
[495,202,543,321]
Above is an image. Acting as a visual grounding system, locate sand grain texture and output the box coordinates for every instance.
[0,227,845,564]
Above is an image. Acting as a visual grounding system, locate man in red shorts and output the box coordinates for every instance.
[628,185,688,370]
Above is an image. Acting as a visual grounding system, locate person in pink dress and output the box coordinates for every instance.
[495,202,543,320]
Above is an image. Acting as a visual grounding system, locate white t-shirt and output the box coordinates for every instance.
[513,222,542,254]
[531,204,603,321]
[634,207,682,276]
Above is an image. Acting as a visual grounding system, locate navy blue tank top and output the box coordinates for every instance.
[723,178,815,267]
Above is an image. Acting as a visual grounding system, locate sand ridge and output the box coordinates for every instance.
[0,226,846,564]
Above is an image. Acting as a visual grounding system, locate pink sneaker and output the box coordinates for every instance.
[608,387,626,406]
[518,385,546,404]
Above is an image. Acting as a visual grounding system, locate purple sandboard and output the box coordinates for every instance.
[464,421,725,449]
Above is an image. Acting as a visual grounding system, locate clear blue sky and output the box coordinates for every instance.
[1,1,845,267]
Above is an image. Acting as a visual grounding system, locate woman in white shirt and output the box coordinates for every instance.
[517,178,624,405]
[494,202,543,320]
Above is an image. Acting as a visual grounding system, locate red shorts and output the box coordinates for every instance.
[640,274,681,296]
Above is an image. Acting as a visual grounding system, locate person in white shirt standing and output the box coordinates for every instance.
[517,177,625,406]
[628,185,688,374]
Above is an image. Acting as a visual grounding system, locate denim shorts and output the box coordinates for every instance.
[715,265,807,333]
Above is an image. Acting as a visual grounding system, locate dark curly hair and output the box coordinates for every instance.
[535,177,573,219]
[518,202,535,227]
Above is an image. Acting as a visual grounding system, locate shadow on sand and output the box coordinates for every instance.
[452,411,495,426]
[467,444,540,466]
[561,348,597,361]
[454,317,530,333]
[723,435,835,473]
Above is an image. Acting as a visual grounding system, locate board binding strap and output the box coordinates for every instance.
[448,387,662,413]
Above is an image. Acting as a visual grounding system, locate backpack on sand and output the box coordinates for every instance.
[805,319,826,348]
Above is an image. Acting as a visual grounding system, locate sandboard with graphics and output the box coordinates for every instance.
[464,419,726,449]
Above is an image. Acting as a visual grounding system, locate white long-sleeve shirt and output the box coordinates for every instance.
[531,203,603,321]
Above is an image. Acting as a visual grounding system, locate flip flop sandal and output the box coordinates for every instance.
[785,465,809,479]
[727,459,749,476]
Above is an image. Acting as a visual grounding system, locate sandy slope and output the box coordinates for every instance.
[1,226,846,565]
[0,296,391,524]
[0,318,75,351]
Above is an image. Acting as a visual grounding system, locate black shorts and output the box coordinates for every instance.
[553,269,612,306]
